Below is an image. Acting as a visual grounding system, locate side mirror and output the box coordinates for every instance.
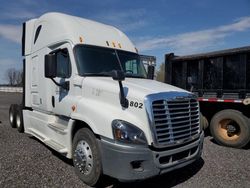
[147,65,155,79]
[45,54,57,78]
[111,70,125,81]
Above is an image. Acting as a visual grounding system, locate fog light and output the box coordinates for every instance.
[131,161,144,172]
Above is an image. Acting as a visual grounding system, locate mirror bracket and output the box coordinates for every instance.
[118,81,128,108]
[111,70,128,108]
[51,78,69,90]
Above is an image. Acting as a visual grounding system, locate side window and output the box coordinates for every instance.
[125,60,138,74]
[56,49,71,78]
[34,25,42,44]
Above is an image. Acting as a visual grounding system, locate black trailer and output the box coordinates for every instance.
[165,46,250,148]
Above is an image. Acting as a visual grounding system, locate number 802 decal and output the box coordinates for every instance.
[129,100,143,109]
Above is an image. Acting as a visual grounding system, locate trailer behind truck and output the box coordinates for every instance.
[165,46,250,148]
[9,12,203,186]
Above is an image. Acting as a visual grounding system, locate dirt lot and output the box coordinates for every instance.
[0,92,249,188]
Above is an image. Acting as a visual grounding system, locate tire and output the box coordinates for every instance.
[15,105,24,133]
[9,104,18,128]
[200,113,209,130]
[210,109,250,148]
[72,128,103,187]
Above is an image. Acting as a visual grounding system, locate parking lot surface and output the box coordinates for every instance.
[0,92,249,188]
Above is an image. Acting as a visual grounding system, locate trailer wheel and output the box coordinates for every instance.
[200,113,209,130]
[72,128,103,187]
[9,104,18,128]
[16,106,24,133]
[210,109,250,148]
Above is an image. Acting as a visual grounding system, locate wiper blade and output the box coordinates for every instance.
[124,74,146,79]
[83,72,145,79]
[83,71,112,77]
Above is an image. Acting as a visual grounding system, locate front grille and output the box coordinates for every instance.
[152,98,200,146]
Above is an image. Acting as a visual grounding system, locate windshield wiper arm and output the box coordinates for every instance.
[83,72,112,77]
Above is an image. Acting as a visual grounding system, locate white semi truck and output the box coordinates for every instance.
[9,12,204,186]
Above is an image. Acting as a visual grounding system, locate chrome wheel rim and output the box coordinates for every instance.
[74,140,93,175]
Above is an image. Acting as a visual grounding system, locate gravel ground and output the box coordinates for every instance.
[0,92,250,188]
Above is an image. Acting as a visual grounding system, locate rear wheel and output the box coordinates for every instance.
[200,113,209,130]
[15,106,24,133]
[72,128,103,187]
[210,109,250,148]
[9,104,18,128]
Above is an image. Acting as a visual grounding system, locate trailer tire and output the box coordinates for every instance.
[200,113,209,130]
[9,104,18,128]
[210,109,250,148]
[16,105,24,133]
[72,128,103,187]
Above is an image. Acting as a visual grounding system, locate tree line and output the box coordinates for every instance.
[155,62,165,82]
[5,68,23,86]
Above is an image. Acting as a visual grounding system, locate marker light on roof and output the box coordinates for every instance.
[79,36,83,43]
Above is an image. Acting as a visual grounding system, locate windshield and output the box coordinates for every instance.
[75,45,147,78]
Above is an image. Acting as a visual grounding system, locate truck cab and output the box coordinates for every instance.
[10,12,204,186]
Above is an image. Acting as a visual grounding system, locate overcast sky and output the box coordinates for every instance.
[0,0,250,83]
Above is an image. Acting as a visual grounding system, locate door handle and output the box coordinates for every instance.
[52,96,55,107]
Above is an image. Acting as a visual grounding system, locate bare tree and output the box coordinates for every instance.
[5,68,23,86]
[156,63,165,82]
[16,70,23,86]
[5,68,16,86]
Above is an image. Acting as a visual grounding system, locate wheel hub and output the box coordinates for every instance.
[226,124,237,134]
[74,140,93,175]
[218,119,240,140]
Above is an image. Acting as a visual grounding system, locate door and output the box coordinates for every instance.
[49,43,76,117]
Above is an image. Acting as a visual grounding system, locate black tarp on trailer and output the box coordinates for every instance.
[165,46,250,100]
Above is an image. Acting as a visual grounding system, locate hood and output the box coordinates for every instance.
[82,77,188,101]
[123,78,187,97]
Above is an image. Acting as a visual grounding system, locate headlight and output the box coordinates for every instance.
[112,120,147,145]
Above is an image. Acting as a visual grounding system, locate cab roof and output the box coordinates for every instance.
[24,12,137,55]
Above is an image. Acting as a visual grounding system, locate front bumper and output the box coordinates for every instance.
[98,131,204,182]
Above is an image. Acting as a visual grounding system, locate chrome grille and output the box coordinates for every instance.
[152,98,200,145]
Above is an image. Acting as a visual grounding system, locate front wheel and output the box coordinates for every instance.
[210,109,250,148]
[72,128,103,187]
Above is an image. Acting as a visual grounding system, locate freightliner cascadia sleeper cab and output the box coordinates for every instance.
[9,12,204,186]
